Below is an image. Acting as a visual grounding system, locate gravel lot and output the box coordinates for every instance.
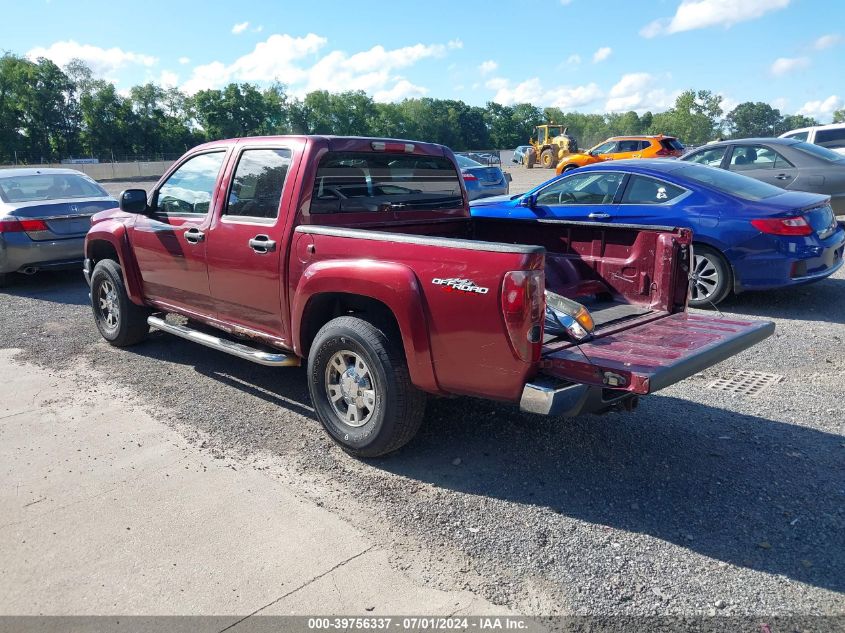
[1,174,843,618]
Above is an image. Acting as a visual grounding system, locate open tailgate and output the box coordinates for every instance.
[540,313,775,394]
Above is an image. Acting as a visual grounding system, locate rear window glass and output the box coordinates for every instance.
[0,173,108,203]
[660,138,685,151]
[793,141,845,162]
[676,163,783,201]
[783,131,809,142]
[310,152,462,214]
[815,128,845,149]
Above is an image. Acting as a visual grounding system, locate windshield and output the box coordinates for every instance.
[675,163,783,201]
[310,152,463,214]
[792,141,844,162]
[0,173,109,203]
[456,155,483,168]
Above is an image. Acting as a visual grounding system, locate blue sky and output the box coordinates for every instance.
[6,0,844,120]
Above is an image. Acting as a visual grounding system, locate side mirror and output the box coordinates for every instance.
[518,194,537,208]
[119,189,148,214]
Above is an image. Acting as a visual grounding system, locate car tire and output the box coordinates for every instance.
[561,164,578,173]
[90,259,151,346]
[307,315,426,458]
[689,245,732,308]
[0,273,7,288]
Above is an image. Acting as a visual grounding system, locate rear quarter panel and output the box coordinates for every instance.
[290,228,544,402]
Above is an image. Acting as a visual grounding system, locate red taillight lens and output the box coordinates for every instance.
[750,216,813,236]
[462,171,478,181]
[501,270,544,362]
[0,218,49,232]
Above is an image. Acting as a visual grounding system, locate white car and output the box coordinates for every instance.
[779,123,845,156]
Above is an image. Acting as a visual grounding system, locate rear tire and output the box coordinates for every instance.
[307,316,426,457]
[562,164,577,173]
[0,273,7,288]
[90,259,150,346]
[689,245,731,308]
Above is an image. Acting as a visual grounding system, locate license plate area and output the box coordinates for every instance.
[540,313,775,394]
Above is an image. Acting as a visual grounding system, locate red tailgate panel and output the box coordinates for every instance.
[541,314,775,395]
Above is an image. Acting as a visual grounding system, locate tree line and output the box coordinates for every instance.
[1,53,839,164]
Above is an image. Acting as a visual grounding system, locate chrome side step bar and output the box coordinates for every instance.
[147,316,300,367]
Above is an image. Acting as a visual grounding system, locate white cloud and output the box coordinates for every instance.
[814,33,842,50]
[641,0,790,38]
[253,25,264,33]
[798,95,844,121]
[158,70,179,88]
[770,56,810,76]
[373,79,428,102]
[605,72,678,113]
[566,53,582,65]
[560,0,573,4]
[486,77,602,109]
[772,97,790,112]
[592,47,612,63]
[178,56,191,65]
[719,94,739,113]
[26,40,157,76]
[232,21,250,35]
[180,34,457,99]
[479,60,498,75]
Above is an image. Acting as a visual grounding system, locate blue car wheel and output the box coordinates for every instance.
[690,245,731,308]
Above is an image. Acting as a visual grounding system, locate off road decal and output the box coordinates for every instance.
[432,278,489,294]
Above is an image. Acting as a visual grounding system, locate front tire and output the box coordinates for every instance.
[307,316,426,457]
[540,149,556,169]
[689,245,731,308]
[90,259,150,346]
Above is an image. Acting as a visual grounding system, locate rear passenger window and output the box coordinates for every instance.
[815,128,845,150]
[621,176,686,205]
[729,145,793,171]
[225,149,292,219]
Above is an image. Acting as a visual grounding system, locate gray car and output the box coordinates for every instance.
[456,154,510,201]
[681,138,845,216]
[0,168,116,286]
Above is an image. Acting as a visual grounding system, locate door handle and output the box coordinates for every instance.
[184,228,205,243]
[249,234,277,253]
[776,173,790,180]
[588,212,611,220]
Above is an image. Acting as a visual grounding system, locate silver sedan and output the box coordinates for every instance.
[0,168,116,286]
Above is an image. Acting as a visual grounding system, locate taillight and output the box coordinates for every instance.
[0,218,49,233]
[501,270,544,362]
[462,171,478,181]
[750,216,813,236]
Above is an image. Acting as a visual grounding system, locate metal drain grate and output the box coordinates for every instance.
[707,370,783,396]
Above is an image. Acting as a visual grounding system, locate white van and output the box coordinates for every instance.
[779,123,845,156]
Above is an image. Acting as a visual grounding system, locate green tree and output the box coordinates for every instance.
[832,109,845,124]
[649,90,723,145]
[776,114,818,135]
[725,102,783,138]
[192,83,269,139]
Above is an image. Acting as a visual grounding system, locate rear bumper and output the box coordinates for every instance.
[520,378,633,416]
[0,234,85,274]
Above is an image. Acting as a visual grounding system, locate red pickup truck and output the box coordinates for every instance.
[84,136,774,456]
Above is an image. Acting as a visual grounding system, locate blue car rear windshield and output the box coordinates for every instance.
[674,163,782,201]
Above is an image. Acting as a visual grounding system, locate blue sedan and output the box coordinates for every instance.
[470,160,844,307]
